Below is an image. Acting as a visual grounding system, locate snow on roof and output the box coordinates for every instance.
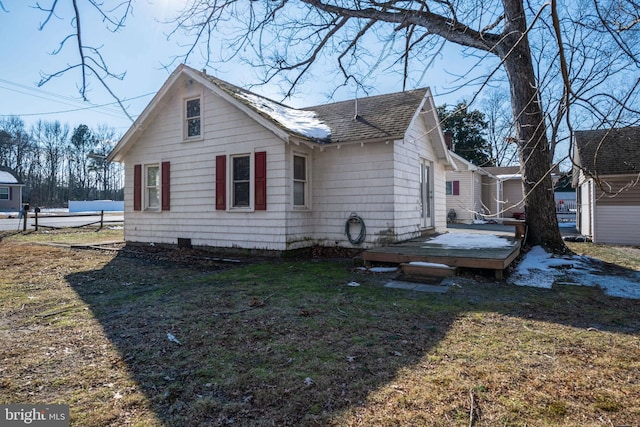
[235,92,331,141]
[425,233,514,249]
[496,174,521,180]
[0,170,19,184]
[509,246,640,299]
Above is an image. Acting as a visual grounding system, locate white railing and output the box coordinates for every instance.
[556,200,577,214]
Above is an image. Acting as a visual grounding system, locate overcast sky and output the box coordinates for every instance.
[0,1,487,136]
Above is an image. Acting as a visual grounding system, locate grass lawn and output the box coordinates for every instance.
[0,229,638,426]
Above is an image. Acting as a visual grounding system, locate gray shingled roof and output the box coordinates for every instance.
[198,69,426,143]
[574,127,640,175]
[304,89,428,143]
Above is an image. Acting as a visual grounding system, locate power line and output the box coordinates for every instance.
[0,78,153,120]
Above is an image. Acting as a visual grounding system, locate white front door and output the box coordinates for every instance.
[420,160,434,228]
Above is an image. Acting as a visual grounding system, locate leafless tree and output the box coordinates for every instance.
[31,120,70,204]
[481,89,518,167]
[34,0,134,121]
[28,0,640,253]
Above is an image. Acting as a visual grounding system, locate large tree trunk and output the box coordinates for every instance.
[499,0,566,253]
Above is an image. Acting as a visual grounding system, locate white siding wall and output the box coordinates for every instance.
[577,174,593,238]
[395,116,448,239]
[121,79,449,251]
[311,142,396,248]
[446,170,475,223]
[594,205,640,245]
[501,179,525,217]
[123,80,289,250]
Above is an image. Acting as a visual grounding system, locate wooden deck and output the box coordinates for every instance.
[362,234,522,279]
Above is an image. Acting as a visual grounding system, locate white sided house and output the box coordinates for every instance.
[108,64,454,252]
[445,151,497,223]
[573,127,640,245]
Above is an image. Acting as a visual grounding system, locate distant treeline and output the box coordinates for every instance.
[0,116,123,207]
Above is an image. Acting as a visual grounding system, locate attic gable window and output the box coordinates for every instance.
[185,97,201,139]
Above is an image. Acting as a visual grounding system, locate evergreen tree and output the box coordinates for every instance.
[437,103,494,167]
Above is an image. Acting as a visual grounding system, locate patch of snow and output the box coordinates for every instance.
[472,219,488,224]
[408,261,452,269]
[367,267,398,273]
[508,246,640,299]
[347,281,360,287]
[425,233,513,249]
[236,93,331,141]
[167,333,181,345]
[496,173,521,180]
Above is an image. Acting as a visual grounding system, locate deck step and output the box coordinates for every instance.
[400,262,457,279]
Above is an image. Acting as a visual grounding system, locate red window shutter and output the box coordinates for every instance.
[162,161,170,211]
[133,164,142,211]
[254,151,267,210]
[215,155,226,210]
[453,180,460,196]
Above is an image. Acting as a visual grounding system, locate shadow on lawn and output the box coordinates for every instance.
[65,248,640,426]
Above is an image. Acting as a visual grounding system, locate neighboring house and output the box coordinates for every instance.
[0,166,24,212]
[482,166,525,219]
[445,151,497,223]
[107,64,454,252]
[573,127,640,245]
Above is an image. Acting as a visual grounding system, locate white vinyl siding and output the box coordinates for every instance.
[123,81,288,250]
[446,170,477,223]
[395,113,448,238]
[308,143,395,247]
[594,205,640,245]
[120,75,450,251]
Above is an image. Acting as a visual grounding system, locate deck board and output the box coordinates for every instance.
[362,234,521,275]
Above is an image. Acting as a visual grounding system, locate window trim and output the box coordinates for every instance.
[184,96,203,141]
[293,154,309,209]
[446,180,460,196]
[216,151,267,212]
[145,164,161,211]
[230,153,253,210]
[0,187,8,200]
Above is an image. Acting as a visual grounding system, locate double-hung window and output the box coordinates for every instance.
[232,155,251,208]
[0,187,8,200]
[293,155,307,207]
[146,165,160,210]
[216,152,267,211]
[185,97,201,139]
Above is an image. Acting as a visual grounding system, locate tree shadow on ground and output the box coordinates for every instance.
[64,247,640,426]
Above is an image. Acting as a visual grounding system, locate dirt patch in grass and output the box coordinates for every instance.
[1,230,639,426]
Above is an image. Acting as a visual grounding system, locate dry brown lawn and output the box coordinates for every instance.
[1,229,639,426]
